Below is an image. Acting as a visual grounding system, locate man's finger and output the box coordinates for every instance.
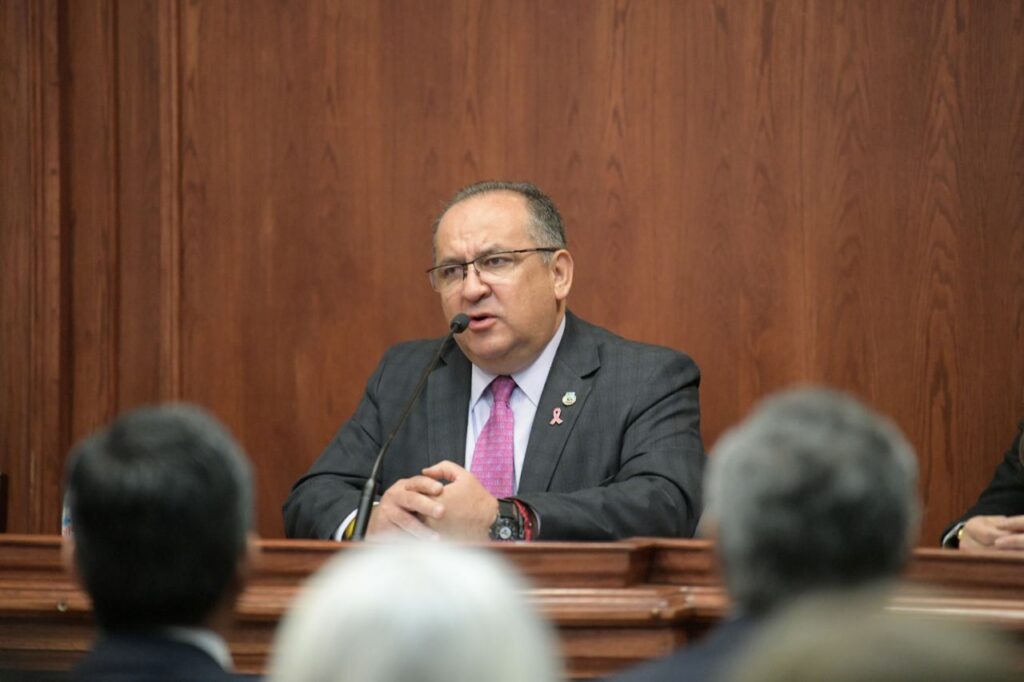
[373,505,439,540]
[400,475,445,497]
[962,516,1010,548]
[423,459,466,481]
[995,515,1024,532]
[993,533,1024,551]
[391,508,440,540]
[389,488,445,520]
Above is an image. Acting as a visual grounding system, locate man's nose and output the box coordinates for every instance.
[460,265,491,300]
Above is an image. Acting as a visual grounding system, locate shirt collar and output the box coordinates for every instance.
[470,315,567,408]
[160,626,233,671]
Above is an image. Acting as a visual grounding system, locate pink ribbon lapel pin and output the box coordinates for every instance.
[549,408,564,426]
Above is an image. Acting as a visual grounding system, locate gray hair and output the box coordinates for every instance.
[705,388,919,615]
[269,541,562,682]
[432,181,567,260]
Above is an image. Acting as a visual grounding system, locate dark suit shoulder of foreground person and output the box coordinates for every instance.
[609,616,761,682]
[72,633,248,682]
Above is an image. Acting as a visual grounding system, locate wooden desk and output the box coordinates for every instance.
[3,536,1024,678]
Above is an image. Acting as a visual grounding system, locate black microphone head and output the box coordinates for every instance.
[450,313,471,334]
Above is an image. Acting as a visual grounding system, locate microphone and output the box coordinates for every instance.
[351,313,470,540]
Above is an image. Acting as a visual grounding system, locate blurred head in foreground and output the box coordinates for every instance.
[728,590,1021,682]
[704,388,920,615]
[269,541,562,682]
[65,404,253,632]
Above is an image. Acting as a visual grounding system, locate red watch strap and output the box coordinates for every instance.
[511,499,534,542]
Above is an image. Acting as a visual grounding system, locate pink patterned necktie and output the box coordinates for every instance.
[471,376,516,497]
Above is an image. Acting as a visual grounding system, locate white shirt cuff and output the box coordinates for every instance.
[332,503,379,541]
[332,509,360,542]
[941,521,965,548]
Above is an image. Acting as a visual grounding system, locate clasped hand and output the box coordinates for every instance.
[959,515,1024,551]
[365,460,499,541]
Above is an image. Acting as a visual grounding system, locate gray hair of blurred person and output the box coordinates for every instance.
[431,180,567,260]
[705,388,920,615]
[269,541,562,682]
[727,590,1021,682]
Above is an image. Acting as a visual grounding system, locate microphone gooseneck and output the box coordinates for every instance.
[351,314,470,540]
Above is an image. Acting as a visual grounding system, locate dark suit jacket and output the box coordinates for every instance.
[283,311,704,540]
[942,421,1024,543]
[72,633,240,682]
[608,615,762,682]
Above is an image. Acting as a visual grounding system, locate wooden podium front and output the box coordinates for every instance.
[2,536,1024,678]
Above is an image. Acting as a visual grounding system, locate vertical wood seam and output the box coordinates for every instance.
[29,0,65,533]
[109,0,122,420]
[161,0,183,401]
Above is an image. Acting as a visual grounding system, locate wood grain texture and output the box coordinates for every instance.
[2,0,1022,540]
[115,0,181,409]
[0,0,35,534]
[63,0,120,449]
[1,0,65,535]
[3,536,1024,677]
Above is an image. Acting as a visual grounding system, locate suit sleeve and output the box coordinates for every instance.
[940,422,1024,545]
[515,351,704,540]
[282,354,389,539]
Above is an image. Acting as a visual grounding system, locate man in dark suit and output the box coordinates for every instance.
[942,421,1024,550]
[64,405,253,681]
[283,181,704,541]
[610,389,920,682]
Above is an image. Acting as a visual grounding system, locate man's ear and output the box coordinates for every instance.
[223,532,260,605]
[550,249,574,301]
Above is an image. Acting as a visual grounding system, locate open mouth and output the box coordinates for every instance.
[467,313,496,331]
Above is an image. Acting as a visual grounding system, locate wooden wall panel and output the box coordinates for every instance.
[1,0,64,535]
[61,0,181,509]
[0,0,36,534]
[2,0,1023,541]
[63,0,121,446]
[115,0,181,409]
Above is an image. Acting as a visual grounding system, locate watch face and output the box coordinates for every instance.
[490,500,519,541]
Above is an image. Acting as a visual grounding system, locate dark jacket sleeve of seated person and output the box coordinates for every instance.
[283,311,705,541]
[941,421,1024,545]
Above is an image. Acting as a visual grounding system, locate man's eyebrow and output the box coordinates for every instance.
[437,245,509,265]
[476,246,511,257]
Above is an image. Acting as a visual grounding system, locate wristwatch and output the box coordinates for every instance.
[489,499,522,541]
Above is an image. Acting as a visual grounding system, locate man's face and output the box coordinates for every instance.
[434,191,573,375]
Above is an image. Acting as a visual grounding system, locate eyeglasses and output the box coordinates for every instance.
[426,248,559,292]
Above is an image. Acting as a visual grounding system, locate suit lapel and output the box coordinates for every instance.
[427,340,471,466]
[518,312,601,492]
